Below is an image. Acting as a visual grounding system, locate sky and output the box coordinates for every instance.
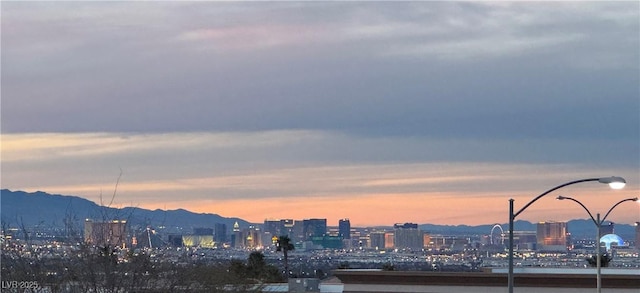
[1,1,639,227]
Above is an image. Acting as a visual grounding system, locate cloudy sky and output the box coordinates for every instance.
[2,1,639,227]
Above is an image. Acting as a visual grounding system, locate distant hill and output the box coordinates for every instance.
[564,219,635,240]
[0,189,250,233]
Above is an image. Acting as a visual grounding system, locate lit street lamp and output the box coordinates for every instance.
[556,195,638,293]
[507,176,626,293]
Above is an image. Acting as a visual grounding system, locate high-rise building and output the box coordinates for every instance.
[232,221,241,248]
[393,223,423,250]
[214,223,227,243]
[423,233,431,249]
[263,219,297,246]
[264,219,298,237]
[339,219,351,239]
[242,225,261,248]
[264,219,284,236]
[537,221,568,251]
[84,219,127,248]
[384,232,395,249]
[292,220,304,242]
[370,232,386,250]
[283,219,295,232]
[303,219,327,240]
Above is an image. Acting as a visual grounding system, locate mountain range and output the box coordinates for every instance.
[1,189,635,239]
[1,189,249,234]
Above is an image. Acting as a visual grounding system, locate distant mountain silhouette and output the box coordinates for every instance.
[564,218,635,240]
[0,189,250,233]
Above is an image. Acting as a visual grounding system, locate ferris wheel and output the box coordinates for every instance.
[490,224,505,245]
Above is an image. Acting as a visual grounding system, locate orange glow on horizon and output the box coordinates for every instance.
[11,176,638,227]
[133,189,640,227]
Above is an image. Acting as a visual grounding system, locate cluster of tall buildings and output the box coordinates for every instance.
[259,220,433,251]
[82,218,640,253]
[252,218,341,249]
[180,219,437,251]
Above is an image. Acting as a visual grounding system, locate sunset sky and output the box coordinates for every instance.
[2,1,639,227]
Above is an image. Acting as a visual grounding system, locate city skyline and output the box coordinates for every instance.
[2,183,638,229]
[2,2,639,227]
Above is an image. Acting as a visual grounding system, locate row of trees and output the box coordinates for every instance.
[1,241,292,293]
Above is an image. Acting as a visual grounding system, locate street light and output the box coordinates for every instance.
[597,176,627,190]
[556,195,638,293]
[507,176,626,293]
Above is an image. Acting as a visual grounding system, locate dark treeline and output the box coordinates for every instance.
[1,243,283,293]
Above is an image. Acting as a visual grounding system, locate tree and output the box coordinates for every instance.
[247,251,267,273]
[246,251,283,282]
[381,262,395,271]
[586,253,612,267]
[276,235,295,278]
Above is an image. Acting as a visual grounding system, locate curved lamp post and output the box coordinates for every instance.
[556,195,638,293]
[507,176,626,293]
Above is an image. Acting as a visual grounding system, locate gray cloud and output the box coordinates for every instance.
[2,1,638,165]
[2,131,637,191]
